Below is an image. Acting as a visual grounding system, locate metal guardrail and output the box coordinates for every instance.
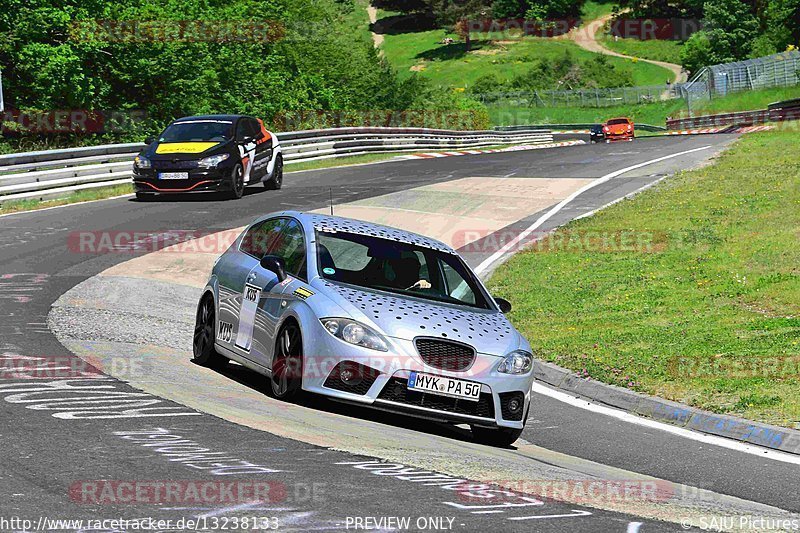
[496,123,667,132]
[666,98,800,130]
[0,127,554,204]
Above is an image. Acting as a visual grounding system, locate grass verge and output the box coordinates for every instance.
[0,183,135,216]
[378,23,674,88]
[488,128,800,428]
[598,33,684,65]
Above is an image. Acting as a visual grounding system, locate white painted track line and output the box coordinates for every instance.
[474,145,713,274]
[532,383,800,466]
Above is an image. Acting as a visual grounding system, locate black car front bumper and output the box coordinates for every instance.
[133,166,235,194]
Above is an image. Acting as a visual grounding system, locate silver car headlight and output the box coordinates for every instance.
[320,318,388,352]
[497,350,533,374]
[197,153,230,168]
[134,155,151,169]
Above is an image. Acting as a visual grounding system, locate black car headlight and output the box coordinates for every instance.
[198,153,230,168]
[134,155,151,169]
[320,318,388,352]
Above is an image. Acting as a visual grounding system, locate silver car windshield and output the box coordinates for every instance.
[316,230,491,309]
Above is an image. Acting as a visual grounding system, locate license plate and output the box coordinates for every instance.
[408,371,481,402]
[158,172,189,180]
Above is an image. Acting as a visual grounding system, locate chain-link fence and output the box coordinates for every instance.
[679,50,800,110]
[475,51,800,111]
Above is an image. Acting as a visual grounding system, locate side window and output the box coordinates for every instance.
[235,119,250,142]
[270,219,306,280]
[249,118,264,140]
[240,218,285,258]
[441,261,477,306]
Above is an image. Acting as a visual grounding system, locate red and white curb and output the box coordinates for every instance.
[735,125,774,133]
[399,140,585,160]
[665,127,726,135]
[665,125,775,135]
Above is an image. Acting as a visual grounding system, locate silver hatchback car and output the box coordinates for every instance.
[193,211,535,446]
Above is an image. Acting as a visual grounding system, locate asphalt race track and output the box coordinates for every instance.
[2,135,798,532]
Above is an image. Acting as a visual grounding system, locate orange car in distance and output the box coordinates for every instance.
[602,117,635,141]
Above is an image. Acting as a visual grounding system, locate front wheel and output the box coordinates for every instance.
[271,321,303,400]
[471,425,523,448]
[228,163,245,200]
[264,154,283,190]
[192,295,228,368]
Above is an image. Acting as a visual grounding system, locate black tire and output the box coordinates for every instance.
[470,425,523,448]
[271,321,303,400]
[192,295,228,368]
[264,154,283,190]
[229,163,245,200]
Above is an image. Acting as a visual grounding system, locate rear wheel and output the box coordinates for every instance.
[192,295,228,368]
[271,321,303,400]
[229,163,245,200]
[264,154,283,190]
[470,425,523,448]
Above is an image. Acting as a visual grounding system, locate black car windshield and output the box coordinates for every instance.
[316,230,492,309]
[159,120,233,142]
[607,118,630,125]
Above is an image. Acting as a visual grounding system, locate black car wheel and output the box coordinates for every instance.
[229,163,245,200]
[271,321,303,400]
[192,295,228,368]
[470,425,523,448]
[264,154,283,190]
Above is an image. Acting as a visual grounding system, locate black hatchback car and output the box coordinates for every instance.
[589,123,606,144]
[133,115,283,200]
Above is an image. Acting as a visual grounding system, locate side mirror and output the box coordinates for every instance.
[260,255,287,283]
[495,297,512,313]
[144,137,155,145]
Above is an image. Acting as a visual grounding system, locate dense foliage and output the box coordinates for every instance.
[619,0,800,73]
[0,0,488,146]
[468,52,634,98]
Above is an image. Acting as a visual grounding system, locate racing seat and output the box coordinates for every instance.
[384,256,421,289]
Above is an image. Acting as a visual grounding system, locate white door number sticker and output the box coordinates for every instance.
[235,283,261,352]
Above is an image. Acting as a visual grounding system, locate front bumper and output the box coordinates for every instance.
[301,319,532,429]
[605,132,634,141]
[133,166,233,194]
